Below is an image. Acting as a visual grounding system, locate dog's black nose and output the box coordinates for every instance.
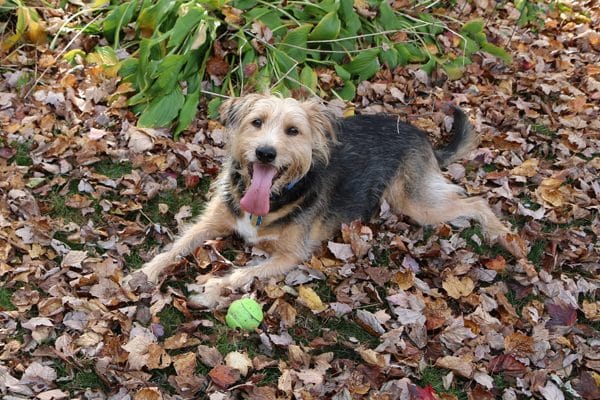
[255,146,277,163]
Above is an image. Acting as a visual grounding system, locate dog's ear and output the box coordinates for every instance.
[219,94,263,127]
[301,98,336,164]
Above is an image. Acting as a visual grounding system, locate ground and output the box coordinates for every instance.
[0,1,599,399]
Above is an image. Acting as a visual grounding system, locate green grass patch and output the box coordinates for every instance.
[527,239,546,268]
[46,191,86,225]
[371,246,391,267]
[505,289,542,318]
[482,163,497,172]
[158,305,185,338]
[60,369,107,393]
[460,224,511,259]
[149,365,177,394]
[531,123,557,138]
[213,324,262,358]
[93,159,133,179]
[292,311,379,350]
[143,182,209,227]
[0,287,16,311]
[418,366,468,400]
[9,141,33,166]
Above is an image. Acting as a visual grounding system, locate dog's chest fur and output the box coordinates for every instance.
[234,213,279,244]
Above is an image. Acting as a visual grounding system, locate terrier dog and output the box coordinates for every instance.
[130,94,516,308]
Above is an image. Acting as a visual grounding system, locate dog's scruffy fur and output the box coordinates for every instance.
[131,94,515,308]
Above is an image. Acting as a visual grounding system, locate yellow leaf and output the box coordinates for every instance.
[442,276,474,299]
[511,158,539,177]
[298,286,327,313]
[536,177,565,207]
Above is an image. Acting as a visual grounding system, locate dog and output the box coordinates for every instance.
[129,94,517,308]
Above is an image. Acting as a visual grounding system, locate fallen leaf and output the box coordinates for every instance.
[208,365,240,388]
[297,285,327,313]
[442,276,475,299]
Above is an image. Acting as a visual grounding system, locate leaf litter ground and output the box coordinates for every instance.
[0,1,599,399]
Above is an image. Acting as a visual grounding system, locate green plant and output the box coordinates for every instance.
[93,0,511,136]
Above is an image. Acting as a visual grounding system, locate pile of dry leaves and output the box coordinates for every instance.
[0,0,598,399]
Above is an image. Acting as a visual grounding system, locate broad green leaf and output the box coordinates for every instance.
[442,56,471,80]
[481,42,512,64]
[308,11,341,41]
[154,55,185,91]
[102,1,137,45]
[461,19,484,36]
[168,7,206,51]
[280,24,312,63]
[460,37,480,56]
[340,0,361,34]
[420,56,437,75]
[174,90,200,138]
[334,81,355,101]
[394,44,411,65]
[138,87,185,128]
[378,1,400,30]
[87,46,119,66]
[343,49,380,75]
[471,31,488,45]
[300,66,317,93]
[334,65,351,81]
[233,0,258,9]
[207,97,223,120]
[63,49,86,64]
[137,0,176,36]
[380,47,399,69]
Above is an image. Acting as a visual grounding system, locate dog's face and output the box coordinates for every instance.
[220,94,334,216]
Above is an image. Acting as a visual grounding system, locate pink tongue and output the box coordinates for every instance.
[240,164,277,216]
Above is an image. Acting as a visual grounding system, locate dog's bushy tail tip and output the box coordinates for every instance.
[435,106,479,168]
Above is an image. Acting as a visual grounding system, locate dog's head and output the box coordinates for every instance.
[220,94,335,216]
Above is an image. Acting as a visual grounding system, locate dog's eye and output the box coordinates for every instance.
[286,126,299,136]
[251,118,263,128]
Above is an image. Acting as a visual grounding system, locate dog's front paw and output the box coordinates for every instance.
[187,279,226,309]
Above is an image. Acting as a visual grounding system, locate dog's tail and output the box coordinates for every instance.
[435,106,479,168]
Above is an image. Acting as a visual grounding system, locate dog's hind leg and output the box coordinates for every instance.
[127,196,235,285]
[384,170,520,255]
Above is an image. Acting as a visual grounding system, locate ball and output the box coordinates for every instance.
[225,298,264,331]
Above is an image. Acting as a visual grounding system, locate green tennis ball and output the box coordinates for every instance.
[225,298,264,331]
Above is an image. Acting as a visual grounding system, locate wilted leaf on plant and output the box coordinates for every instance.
[298,285,327,313]
[442,275,475,299]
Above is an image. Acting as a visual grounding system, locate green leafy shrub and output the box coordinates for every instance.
[95,0,511,136]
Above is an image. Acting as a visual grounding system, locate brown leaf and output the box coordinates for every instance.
[207,57,229,77]
[504,332,534,354]
[442,276,474,299]
[435,355,474,378]
[208,364,240,388]
[546,303,578,327]
[134,387,163,400]
[197,345,223,367]
[297,285,327,313]
[224,351,253,376]
[487,355,527,374]
[173,352,196,377]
